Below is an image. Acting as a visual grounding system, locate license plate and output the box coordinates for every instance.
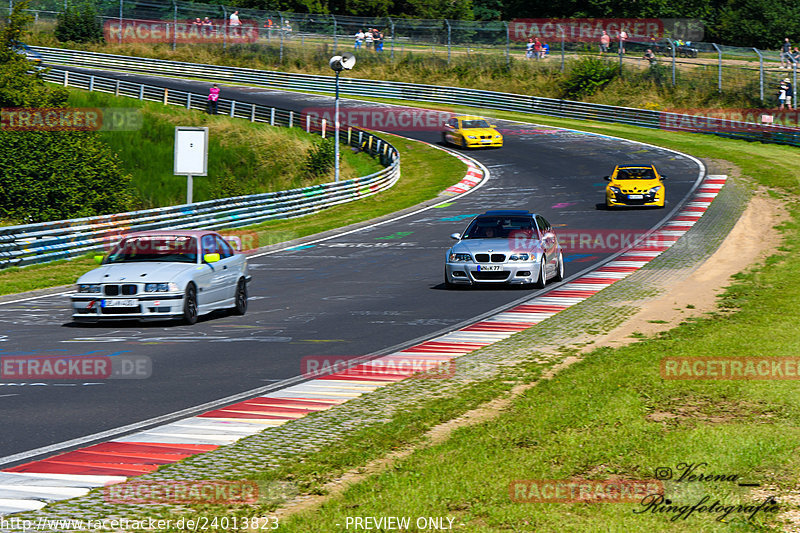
[481,139,491,143]
[628,194,643,199]
[477,265,501,271]
[102,299,138,308]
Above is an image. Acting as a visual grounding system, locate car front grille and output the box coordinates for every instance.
[474,253,506,263]
[471,271,510,281]
[104,284,137,296]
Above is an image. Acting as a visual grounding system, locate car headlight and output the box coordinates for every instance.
[467,135,477,139]
[649,186,662,194]
[609,186,621,194]
[495,135,502,139]
[77,284,101,293]
[508,253,530,261]
[448,253,472,262]
[145,282,179,292]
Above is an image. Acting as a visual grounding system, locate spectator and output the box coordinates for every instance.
[283,20,292,38]
[193,18,202,26]
[533,37,542,59]
[783,77,793,110]
[375,31,384,52]
[264,18,274,39]
[778,80,788,109]
[643,48,657,66]
[619,29,628,54]
[526,38,534,60]
[202,16,214,35]
[600,30,610,55]
[542,42,549,58]
[229,10,241,26]
[355,29,364,50]
[781,38,791,68]
[207,84,220,115]
[365,28,374,49]
[793,47,800,64]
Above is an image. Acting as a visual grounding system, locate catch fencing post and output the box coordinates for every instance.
[389,17,395,59]
[671,40,676,86]
[504,22,510,69]
[332,14,337,51]
[118,0,123,44]
[445,19,451,65]
[172,0,177,51]
[560,24,565,72]
[754,48,764,102]
[712,42,722,92]
[221,6,227,50]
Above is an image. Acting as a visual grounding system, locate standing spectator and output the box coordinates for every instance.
[526,38,535,60]
[600,30,610,55]
[541,42,549,58]
[533,37,542,60]
[778,79,788,109]
[354,29,364,50]
[365,28,374,49]
[793,47,800,64]
[207,84,220,115]
[375,31,384,52]
[783,77,793,109]
[781,38,792,68]
[193,18,202,26]
[264,18,274,40]
[229,10,241,26]
[619,29,628,54]
[202,16,214,35]
[283,20,292,38]
[643,48,657,66]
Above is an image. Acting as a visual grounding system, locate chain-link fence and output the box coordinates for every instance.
[4,0,800,106]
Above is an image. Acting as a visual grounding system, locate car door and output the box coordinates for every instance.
[198,233,227,306]
[214,235,240,302]
[536,216,558,275]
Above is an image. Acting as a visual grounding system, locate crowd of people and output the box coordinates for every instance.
[354,28,385,52]
[525,38,549,59]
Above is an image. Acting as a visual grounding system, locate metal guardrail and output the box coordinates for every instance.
[1,68,400,269]
[33,46,800,148]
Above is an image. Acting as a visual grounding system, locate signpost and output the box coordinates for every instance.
[174,127,209,204]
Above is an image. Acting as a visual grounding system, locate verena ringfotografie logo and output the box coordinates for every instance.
[1,355,151,379]
[661,357,800,380]
[104,19,259,44]
[301,355,456,380]
[510,479,664,503]
[1,108,142,132]
[103,480,259,504]
[301,107,450,131]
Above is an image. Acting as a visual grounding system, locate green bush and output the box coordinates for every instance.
[562,57,620,99]
[0,131,133,223]
[54,2,103,43]
[304,138,335,177]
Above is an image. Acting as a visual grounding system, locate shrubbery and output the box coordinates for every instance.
[54,1,103,43]
[304,138,335,177]
[562,57,620,99]
[1,0,132,223]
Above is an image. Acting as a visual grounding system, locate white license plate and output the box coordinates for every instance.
[477,265,501,271]
[628,194,644,199]
[481,139,491,143]
[102,299,138,308]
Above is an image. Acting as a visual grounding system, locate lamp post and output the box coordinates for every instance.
[329,52,355,183]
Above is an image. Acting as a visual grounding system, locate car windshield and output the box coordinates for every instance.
[616,167,655,179]
[106,236,198,264]
[461,119,490,129]
[464,216,534,239]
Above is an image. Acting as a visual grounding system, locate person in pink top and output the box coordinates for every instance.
[600,30,610,54]
[207,83,220,114]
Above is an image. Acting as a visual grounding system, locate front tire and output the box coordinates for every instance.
[233,278,247,315]
[182,284,198,325]
[461,137,468,150]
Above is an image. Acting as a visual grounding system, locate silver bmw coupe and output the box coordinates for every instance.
[71,230,250,324]
[444,210,564,288]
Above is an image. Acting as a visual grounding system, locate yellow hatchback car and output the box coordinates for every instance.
[604,164,666,208]
[442,115,503,149]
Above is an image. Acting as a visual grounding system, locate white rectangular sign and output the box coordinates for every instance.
[174,127,208,176]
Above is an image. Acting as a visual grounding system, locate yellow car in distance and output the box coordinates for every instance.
[442,115,503,149]
[604,164,666,208]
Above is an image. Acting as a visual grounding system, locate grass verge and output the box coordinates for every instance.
[0,135,464,297]
[66,89,381,209]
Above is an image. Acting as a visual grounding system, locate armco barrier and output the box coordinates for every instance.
[0,68,400,269]
[32,46,800,147]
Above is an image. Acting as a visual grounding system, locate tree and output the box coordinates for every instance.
[55,1,104,43]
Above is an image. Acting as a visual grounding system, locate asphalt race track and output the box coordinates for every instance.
[0,67,703,464]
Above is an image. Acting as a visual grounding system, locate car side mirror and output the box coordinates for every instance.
[603,176,611,181]
[94,255,104,264]
[660,175,667,180]
[490,124,497,128]
[450,233,461,240]
[204,253,221,263]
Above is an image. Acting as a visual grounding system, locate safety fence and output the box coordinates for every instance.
[0,68,400,269]
[32,46,800,149]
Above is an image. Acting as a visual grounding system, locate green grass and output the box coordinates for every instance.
[66,89,382,209]
[0,134,464,296]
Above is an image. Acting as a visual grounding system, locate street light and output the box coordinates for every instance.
[329,52,356,183]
